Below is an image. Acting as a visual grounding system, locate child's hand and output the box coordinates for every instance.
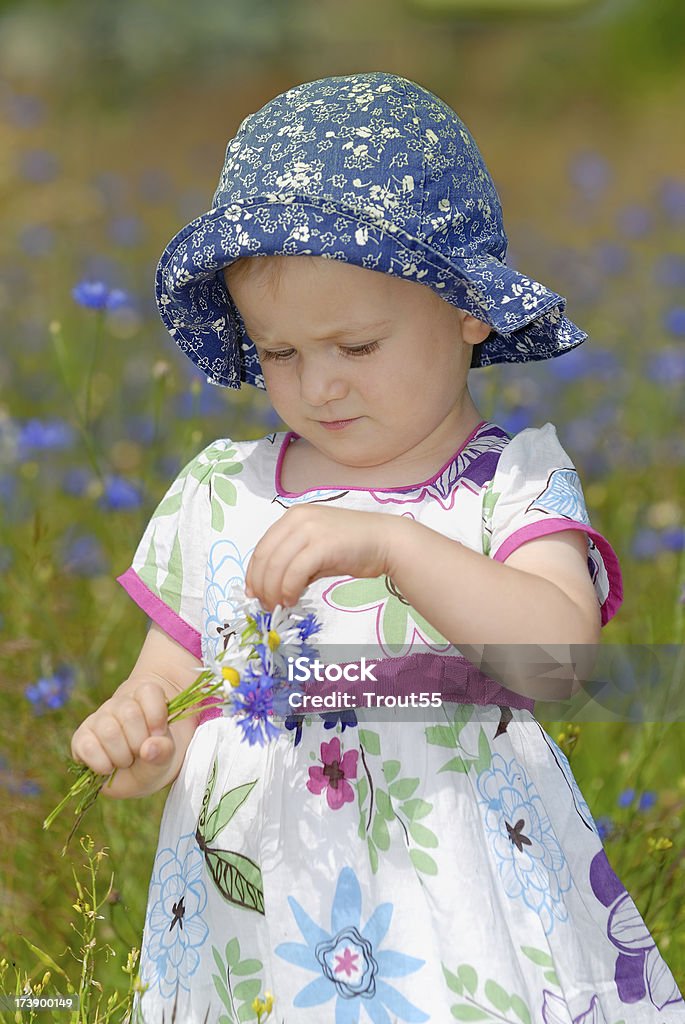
[70,680,191,799]
[245,505,396,611]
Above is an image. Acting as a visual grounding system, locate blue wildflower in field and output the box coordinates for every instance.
[661,527,685,552]
[19,418,74,455]
[595,241,630,276]
[99,475,143,510]
[648,349,685,384]
[618,788,636,808]
[654,255,685,288]
[568,151,611,199]
[72,280,132,311]
[18,148,59,183]
[638,791,657,811]
[664,306,685,336]
[596,816,614,841]
[659,177,685,220]
[25,666,75,714]
[632,529,661,560]
[6,92,45,126]
[616,204,652,239]
[61,533,108,576]
[72,280,109,309]
[62,467,92,496]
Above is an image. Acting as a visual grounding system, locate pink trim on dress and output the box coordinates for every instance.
[492,519,623,627]
[115,567,203,659]
[275,420,488,497]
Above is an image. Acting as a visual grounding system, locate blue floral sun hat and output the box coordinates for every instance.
[155,71,587,389]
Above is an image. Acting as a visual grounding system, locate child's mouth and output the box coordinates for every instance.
[318,417,361,430]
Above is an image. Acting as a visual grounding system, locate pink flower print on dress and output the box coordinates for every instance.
[307,736,358,810]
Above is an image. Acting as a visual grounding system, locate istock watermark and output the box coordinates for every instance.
[287,655,379,683]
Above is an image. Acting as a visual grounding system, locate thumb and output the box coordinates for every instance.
[141,729,175,765]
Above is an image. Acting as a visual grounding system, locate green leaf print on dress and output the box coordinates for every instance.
[356,729,440,878]
[211,937,268,1024]
[481,479,501,557]
[425,704,493,776]
[442,952,627,1024]
[196,755,265,914]
[323,575,451,655]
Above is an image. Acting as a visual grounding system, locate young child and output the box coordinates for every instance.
[71,73,683,1022]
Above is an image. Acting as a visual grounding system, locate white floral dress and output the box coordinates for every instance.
[117,419,683,1024]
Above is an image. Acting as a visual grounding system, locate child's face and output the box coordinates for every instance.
[223,256,489,468]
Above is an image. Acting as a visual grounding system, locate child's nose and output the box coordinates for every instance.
[298,359,349,406]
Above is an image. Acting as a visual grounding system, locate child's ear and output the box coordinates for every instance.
[460,312,493,347]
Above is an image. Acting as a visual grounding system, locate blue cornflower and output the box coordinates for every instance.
[25,666,74,714]
[62,534,108,577]
[659,178,685,221]
[298,612,322,642]
[62,467,92,496]
[616,204,652,239]
[19,149,59,183]
[596,816,614,841]
[654,255,685,288]
[19,418,74,455]
[664,307,685,337]
[648,349,685,384]
[661,527,685,553]
[72,280,132,311]
[99,475,142,510]
[6,93,45,127]
[631,529,661,560]
[568,151,611,199]
[618,788,635,808]
[105,288,131,311]
[233,677,281,746]
[595,241,630,276]
[72,280,109,309]
[638,791,657,812]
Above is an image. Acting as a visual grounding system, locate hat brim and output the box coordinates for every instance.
[156,194,587,388]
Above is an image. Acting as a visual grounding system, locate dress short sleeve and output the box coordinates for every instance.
[482,423,623,626]
[116,444,219,659]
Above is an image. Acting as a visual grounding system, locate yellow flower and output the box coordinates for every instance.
[221,666,241,687]
[267,629,281,651]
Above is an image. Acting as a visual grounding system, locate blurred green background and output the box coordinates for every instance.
[1,0,684,1015]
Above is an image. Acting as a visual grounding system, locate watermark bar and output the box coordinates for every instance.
[268,644,685,724]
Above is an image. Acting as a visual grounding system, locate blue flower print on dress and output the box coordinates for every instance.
[140,831,209,1000]
[589,850,684,1011]
[275,866,429,1022]
[527,468,591,525]
[476,753,572,935]
[203,538,251,660]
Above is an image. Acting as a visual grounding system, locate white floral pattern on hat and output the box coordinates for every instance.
[155,72,587,388]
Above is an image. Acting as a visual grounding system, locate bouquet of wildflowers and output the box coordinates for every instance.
[44,585,322,850]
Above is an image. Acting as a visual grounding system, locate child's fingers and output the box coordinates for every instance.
[71,724,124,776]
[250,533,310,610]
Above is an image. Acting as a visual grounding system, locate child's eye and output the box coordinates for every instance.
[258,350,294,362]
[339,342,378,358]
[259,341,380,362]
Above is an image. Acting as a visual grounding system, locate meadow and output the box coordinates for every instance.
[1,12,684,1020]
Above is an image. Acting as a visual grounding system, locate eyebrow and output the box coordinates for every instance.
[249,319,393,344]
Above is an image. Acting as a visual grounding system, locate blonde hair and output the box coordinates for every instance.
[223,254,320,296]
